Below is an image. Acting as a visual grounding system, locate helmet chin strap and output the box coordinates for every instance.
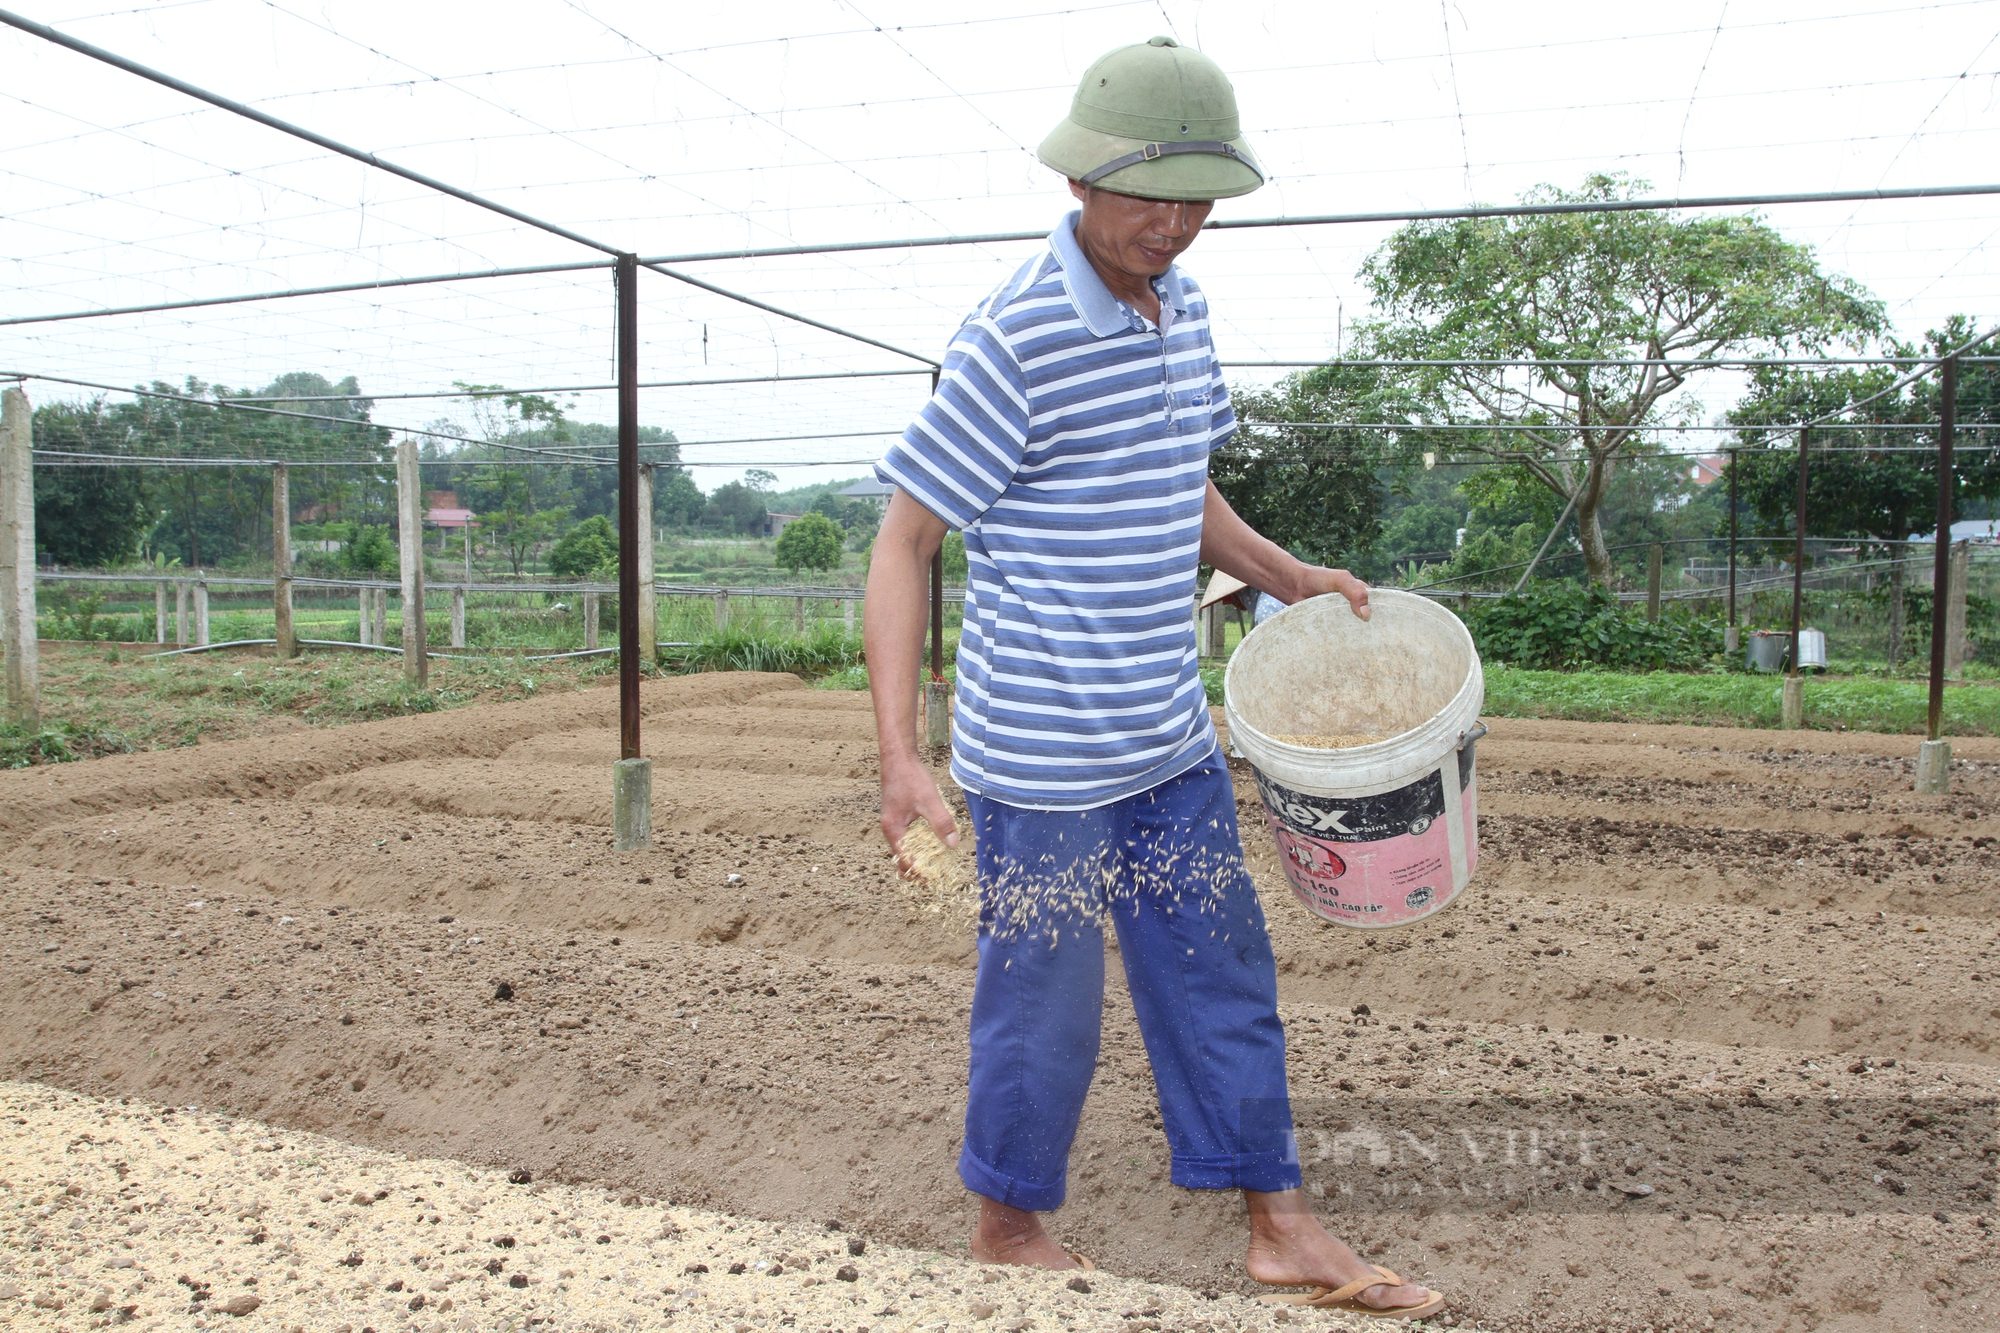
[1080,139,1262,188]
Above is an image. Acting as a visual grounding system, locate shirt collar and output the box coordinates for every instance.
[1050,210,1189,339]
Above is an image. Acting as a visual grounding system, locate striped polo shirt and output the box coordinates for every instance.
[875,210,1234,810]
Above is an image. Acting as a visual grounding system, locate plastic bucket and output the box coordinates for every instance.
[1223,589,1484,929]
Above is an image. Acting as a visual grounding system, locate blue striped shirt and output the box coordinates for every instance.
[876,211,1234,810]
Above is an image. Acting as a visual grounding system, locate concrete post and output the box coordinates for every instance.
[1724,625,1740,654]
[1915,738,1952,794]
[272,463,296,658]
[713,590,729,630]
[374,588,387,647]
[925,679,950,747]
[1945,540,1970,679]
[450,587,466,649]
[176,581,189,646]
[192,576,210,647]
[395,439,427,687]
[1646,542,1663,623]
[1781,675,1803,729]
[357,587,372,645]
[1201,604,1225,657]
[0,386,38,727]
[844,596,856,632]
[794,596,806,634]
[636,465,656,665]
[613,756,652,851]
[155,583,167,644]
[583,591,599,652]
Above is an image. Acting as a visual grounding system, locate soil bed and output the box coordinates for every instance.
[0,673,1995,1332]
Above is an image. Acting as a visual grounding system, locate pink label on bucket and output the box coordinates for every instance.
[1253,765,1472,927]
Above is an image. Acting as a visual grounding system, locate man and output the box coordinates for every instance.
[863,36,1443,1321]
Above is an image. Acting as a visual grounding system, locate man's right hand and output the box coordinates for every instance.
[880,749,959,876]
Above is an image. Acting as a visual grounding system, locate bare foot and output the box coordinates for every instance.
[968,1197,1083,1270]
[1243,1189,1435,1314]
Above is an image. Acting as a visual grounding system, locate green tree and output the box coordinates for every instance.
[1729,320,2000,662]
[341,523,397,575]
[1359,172,1883,584]
[30,399,156,565]
[548,515,619,578]
[705,480,767,536]
[774,511,843,573]
[1210,360,1393,567]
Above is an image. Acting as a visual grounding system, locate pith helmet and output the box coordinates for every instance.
[1038,35,1265,201]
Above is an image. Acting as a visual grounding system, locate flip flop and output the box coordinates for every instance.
[1069,1253,1098,1271]
[1257,1265,1444,1322]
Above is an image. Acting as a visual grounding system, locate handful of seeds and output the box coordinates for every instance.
[893,822,976,920]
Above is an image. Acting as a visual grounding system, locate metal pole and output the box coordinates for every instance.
[1791,429,1808,677]
[272,462,295,658]
[1928,358,1957,741]
[1726,448,1739,649]
[616,254,641,762]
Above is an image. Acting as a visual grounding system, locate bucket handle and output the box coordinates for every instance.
[1457,721,1488,750]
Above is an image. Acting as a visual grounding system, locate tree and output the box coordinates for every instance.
[341,523,397,575]
[774,511,843,573]
[704,481,767,536]
[1359,172,1883,584]
[548,515,619,578]
[1729,320,2000,662]
[1210,361,1392,567]
[30,399,155,565]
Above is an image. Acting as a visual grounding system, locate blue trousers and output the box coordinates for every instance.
[958,747,1300,1211]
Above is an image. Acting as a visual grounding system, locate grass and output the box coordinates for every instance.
[1483,666,2000,734]
[2,643,623,764]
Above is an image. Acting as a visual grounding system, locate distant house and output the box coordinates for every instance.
[1911,518,2000,544]
[425,506,474,531]
[762,512,802,539]
[837,477,896,500]
[1688,455,1727,486]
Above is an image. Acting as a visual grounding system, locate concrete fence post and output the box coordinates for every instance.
[844,595,856,633]
[713,590,729,630]
[0,385,38,727]
[357,587,373,645]
[794,596,806,634]
[583,591,600,652]
[395,439,428,686]
[1945,540,1970,679]
[636,465,656,665]
[450,587,466,649]
[272,463,296,658]
[176,581,189,646]
[192,575,210,647]
[155,583,168,644]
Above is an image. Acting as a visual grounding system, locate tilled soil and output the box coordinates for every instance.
[1,672,1996,1333]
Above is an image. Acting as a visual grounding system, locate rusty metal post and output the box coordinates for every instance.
[1726,448,1739,654]
[613,252,650,849]
[1927,360,1957,743]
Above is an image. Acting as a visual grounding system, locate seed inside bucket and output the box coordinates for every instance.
[1272,732,1388,748]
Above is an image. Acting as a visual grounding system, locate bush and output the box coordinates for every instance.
[342,524,397,575]
[1468,582,1721,671]
[548,516,618,578]
[774,512,843,573]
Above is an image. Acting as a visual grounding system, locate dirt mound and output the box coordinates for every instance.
[1,684,1996,1332]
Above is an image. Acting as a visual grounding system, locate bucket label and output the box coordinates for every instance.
[1254,765,1470,929]
[1252,769,1445,842]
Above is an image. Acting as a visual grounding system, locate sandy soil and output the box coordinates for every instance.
[0,672,1996,1332]
[1,1081,1338,1333]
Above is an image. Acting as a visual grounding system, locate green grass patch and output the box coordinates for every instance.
[660,623,866,676]
[1483,666,2000,734]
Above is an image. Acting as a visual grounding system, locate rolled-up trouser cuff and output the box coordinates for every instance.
[1169,1151,1302,1194]
[960,1143,1067,1212]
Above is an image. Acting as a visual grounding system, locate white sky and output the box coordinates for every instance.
[5,0,1999,488]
